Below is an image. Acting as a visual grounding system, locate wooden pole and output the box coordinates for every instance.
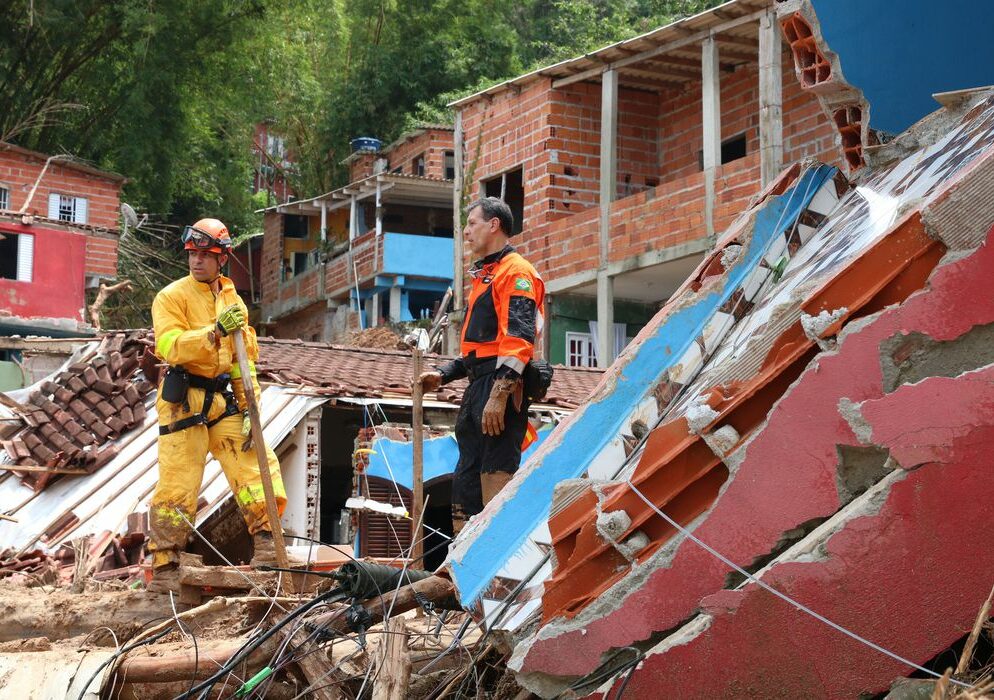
[411,348,424,565]
[232,329,290,574]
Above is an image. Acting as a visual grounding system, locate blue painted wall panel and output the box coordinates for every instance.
[365,426,553,489]
[381,233,454,282]
[448,165,838,605]
[811,0,994,134]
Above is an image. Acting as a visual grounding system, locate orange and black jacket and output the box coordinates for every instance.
[438,245,545,382]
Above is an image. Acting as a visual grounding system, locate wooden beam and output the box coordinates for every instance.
[644,53,742,75]
[618,73,686,91]
[552,8,765,89]
[630,62,699,80]
[717,34,759,50]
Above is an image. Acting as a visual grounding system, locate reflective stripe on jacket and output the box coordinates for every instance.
[460,246,545,377]
[152,274,261,411]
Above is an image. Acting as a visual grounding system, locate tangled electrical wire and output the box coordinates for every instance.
[93,529,483,700]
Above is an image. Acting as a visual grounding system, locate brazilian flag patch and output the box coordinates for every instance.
[514,277,533,292]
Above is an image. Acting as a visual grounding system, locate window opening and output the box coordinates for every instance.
[698,133,748,169]
[482,167,524,235]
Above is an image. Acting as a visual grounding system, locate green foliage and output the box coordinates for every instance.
[2,0,725,328]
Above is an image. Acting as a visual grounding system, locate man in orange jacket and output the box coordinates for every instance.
[418,197,545,533]
[148,218,285,590]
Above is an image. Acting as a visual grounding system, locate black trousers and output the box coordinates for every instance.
[451,372,530,525]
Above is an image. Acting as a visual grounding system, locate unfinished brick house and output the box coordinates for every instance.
[259,126,456,341]
[251,121,295,206]
[0,143,124,338]
[451,0,843,367]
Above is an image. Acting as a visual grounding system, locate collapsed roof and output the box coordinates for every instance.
[443,69,994,700]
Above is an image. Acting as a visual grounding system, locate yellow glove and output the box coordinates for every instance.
[216,304,246,336]
[240,411,253,452]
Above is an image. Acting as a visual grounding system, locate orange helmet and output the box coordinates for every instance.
[182,218,232,254]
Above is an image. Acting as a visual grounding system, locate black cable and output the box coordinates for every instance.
[612,650,644,700]
[173,615,200,698]
[74,628,172,700]
[174,587,345,700]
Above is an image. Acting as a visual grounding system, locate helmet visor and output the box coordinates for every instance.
[182,225,227,250]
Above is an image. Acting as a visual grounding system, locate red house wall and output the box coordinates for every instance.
[0,221,87,321]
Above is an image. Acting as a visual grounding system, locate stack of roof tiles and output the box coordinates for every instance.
[0,332,154,490]
[255,337,603,409]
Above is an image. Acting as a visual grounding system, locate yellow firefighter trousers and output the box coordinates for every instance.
[149,386,286,569]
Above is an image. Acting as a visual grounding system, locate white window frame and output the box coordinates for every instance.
[566,331,596,368]
[48,193,88,224]
[0,185,9,210]
[1,232,34,282]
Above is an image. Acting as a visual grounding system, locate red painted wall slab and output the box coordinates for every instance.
[0,222,87,322]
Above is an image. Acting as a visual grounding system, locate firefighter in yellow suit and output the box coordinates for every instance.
[148,218,285,588]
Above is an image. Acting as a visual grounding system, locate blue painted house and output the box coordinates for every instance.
[259,126,456,342]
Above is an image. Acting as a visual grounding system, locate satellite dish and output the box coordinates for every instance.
[120,203,147,240]
[121,202,138,228]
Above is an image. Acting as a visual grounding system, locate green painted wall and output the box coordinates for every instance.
[547,294,656,365]
[0,361,26,391]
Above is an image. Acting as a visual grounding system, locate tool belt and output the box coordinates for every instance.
[464,354,498,382]
[159,368,240,435]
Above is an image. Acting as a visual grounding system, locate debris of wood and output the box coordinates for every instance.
[373,616,411,700]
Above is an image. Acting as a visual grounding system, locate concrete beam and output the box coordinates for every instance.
[545,238,712,294]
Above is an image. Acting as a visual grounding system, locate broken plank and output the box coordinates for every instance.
[372,616,411,700]
[295,648,346,700]
[0,464,87,474]
[178,563,277,591]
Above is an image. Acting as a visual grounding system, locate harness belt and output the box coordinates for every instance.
[159,371,240,436]
[464,355,498,382]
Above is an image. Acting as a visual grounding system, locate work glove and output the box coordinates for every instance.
[240,411,253,452]
[482,377,520,437]
[216,304,246,336]
[416,371,443,393]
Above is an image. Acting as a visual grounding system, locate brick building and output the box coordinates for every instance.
[258,126,455,341]
[450,0,844,367]
[252,121,295,206]
[0,143,125,337]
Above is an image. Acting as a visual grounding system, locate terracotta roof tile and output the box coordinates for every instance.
[255,337,602,408]
[0,331,155,490]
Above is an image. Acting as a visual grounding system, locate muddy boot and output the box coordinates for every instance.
[147,563,181,594]
[250,531,277,568]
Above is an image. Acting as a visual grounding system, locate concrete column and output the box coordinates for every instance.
[389,285,402,323]
[702,34,721,240]
[759,10,784,187]
[362,294,376,328]
[349,195,358,240]
[320,200,327,242]
[375,180,383,236]
[450,112,464,355]
[597,68,619,368]
[369,291,381,327]
[596,272,614,368]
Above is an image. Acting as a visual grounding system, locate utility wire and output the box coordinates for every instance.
[625,480,972,691]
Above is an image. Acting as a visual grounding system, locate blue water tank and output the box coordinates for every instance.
[350,137,383,153]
